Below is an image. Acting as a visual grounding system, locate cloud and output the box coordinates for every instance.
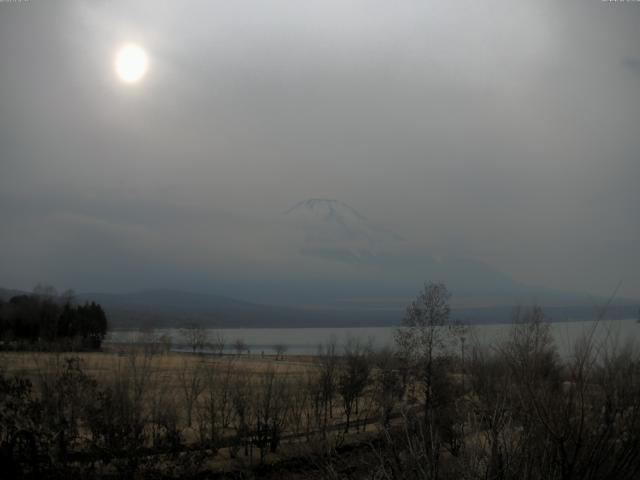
[0,1,639,300]
[624,57,640,74]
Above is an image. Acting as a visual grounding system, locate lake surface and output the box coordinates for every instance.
[106,318,640,356]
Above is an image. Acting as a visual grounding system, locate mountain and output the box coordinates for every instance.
[276,199,640,312]
[0,286,403,328]
[76,289,291,328]
[1,286,637,328]
[0,202,636,327]
[284,198,404,264]
[281,199,526,301]
[78,289,254,312]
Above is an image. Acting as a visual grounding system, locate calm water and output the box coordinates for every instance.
[106,319,640,356]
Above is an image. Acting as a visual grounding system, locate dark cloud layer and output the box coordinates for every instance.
[1,0,638,301]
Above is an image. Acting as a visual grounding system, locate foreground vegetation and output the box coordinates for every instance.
[1,283,640,479]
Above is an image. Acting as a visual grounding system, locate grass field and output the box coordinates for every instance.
[0,346,388,478]
[1,349,317,381]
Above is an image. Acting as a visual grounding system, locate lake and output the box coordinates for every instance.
[106,318,640,356]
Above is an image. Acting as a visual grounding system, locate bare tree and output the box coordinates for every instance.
[180,323,208,354]
[158,333,172,354]
[395,282,456,409]
[230,372,252,458]
[393,282,458,478]
[32,283,58,300]
[135,325,165,355]
[210,330,225,356]
[338,338,372,432]
[274,343,288,360]
[305,369,324,437]
[288,379,311,437]
[149,387,181,450]
[494,306,640,480]
[372,347,403,428]
[198,358,236,448]
[86,349,158,477]
[60,289,76,307]
[177,359,205,428]
[251,367,291,461]
[317,338,339,432]
[501,305,559,386]
[233,338,247,356]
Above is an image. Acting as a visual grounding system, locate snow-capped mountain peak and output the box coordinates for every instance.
[284,199,403,263]
[285,198,367,222]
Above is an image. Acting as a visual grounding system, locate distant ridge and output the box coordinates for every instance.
[78,289,255,310]
[1,286,638,329]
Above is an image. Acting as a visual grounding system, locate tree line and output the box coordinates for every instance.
[1,282,640,479]
[0,285,108,350]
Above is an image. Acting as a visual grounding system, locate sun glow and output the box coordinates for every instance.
[114,44,149,84]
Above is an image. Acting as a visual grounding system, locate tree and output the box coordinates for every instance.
[32,283,57,300]
[372,347,403,428]
[136,326,169,355]
[395,282,456,407]
[233,338,247,356]
[1,290,107,349]
[251,367,290,461]
[60,289,76,307]
[394,282,457,477]
[210,330,225,356]
[198,358,235,448]
[338,338,372,432]
[178,360,205,428]
[317,338,339,431]
[274,343,287,360]
[181,323,208,354]
[82,302,108,349]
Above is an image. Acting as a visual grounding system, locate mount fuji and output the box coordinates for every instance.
[284,198,404,264]
[3,200,635,328]
[280,199,525,302]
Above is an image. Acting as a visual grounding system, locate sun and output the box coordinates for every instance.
[114,44,149,84]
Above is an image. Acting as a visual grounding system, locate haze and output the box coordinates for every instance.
[1,0,638,305]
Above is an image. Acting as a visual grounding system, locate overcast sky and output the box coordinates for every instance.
[1,0,638,300]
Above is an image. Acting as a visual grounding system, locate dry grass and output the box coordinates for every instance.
[0,349,316,383]
[0,347,391,478]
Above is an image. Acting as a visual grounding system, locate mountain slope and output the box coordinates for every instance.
[282,198,524,297]
[285,198,404,263]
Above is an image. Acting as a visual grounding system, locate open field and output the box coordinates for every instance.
[3,308,640,479]
[0,345,395,478]
[1,349,317,381]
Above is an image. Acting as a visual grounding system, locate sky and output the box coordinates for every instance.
[1,0,639,302]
